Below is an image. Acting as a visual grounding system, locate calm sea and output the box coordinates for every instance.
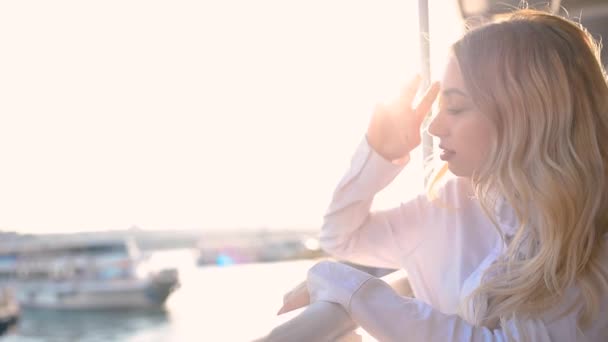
[4,249,315,342]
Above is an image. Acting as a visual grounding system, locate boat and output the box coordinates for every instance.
[0,237,179,310]
[0,287,19,336]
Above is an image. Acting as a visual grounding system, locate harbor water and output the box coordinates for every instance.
[4,249,316,342]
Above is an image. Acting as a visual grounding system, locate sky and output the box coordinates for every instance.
[0,0,462,234]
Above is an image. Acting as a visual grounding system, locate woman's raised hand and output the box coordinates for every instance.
[367,76,440,162]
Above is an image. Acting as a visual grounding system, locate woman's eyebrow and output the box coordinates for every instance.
[441,88,469,98]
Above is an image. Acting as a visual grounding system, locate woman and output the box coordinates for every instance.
[278,9,608,341]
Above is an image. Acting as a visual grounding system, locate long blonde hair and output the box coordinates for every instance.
[440,10,608,331]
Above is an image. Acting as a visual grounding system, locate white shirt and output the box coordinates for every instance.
[306,137,608,341]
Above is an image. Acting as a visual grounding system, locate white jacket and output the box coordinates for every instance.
[307,137,608,341]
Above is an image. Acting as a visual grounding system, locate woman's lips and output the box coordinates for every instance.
[440,150,455,161]
[439,146,455,161]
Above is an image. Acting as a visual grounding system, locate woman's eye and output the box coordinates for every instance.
[447,108,466,115]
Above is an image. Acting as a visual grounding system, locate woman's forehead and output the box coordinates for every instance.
[441,56,468,97]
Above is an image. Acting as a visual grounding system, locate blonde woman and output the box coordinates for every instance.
[276,10,608,341]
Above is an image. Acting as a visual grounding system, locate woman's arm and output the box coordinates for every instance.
[308,261,580,342]
[320,79,440,270]
[259,269,413,342]
[257,301,359,342]
[319,136,431,269]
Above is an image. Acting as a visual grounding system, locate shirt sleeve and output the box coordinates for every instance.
[307,261,580,342]
[319,136,432,269]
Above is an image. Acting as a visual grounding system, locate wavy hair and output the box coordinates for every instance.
[435,10,608,332]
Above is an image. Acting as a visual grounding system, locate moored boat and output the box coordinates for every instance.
[0,237,179,310]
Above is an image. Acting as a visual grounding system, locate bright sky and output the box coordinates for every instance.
[0,1,462,234]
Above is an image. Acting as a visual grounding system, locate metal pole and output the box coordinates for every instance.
[418,0,434,185]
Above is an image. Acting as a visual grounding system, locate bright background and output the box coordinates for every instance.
[0,0,462,234]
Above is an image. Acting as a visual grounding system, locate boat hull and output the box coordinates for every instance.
[14,272,178,310]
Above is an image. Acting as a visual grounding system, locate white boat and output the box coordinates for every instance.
[0,237,179,310]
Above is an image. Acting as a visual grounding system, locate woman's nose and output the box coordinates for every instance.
[427,112,447,138]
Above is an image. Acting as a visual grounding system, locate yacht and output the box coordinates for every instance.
[0,237,179,310]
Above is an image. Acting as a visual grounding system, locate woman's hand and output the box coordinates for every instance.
[367,76,440,162]
[277,280,310,315]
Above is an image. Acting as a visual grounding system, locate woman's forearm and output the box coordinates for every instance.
[257,269,411,342]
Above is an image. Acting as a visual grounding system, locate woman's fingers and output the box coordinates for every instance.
[413,82,440,127]
[277,281,310,315]
[397,81,440,148]
[366,73,439,161]
[277,292,309,315]
[398,74,422,109]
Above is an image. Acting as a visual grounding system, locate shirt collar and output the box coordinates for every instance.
[494,196,519,239]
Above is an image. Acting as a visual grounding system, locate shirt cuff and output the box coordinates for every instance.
[307,261,375,311]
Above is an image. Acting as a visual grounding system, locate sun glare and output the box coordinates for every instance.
[0,0,462,233]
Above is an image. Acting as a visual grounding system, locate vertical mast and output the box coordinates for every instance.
[418,0,433,185]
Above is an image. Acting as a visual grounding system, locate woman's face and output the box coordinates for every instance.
[428,56,496,177]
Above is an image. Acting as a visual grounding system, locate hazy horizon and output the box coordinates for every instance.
[0,1,461,234]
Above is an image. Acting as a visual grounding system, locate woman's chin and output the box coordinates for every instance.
[446,162,471,178]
